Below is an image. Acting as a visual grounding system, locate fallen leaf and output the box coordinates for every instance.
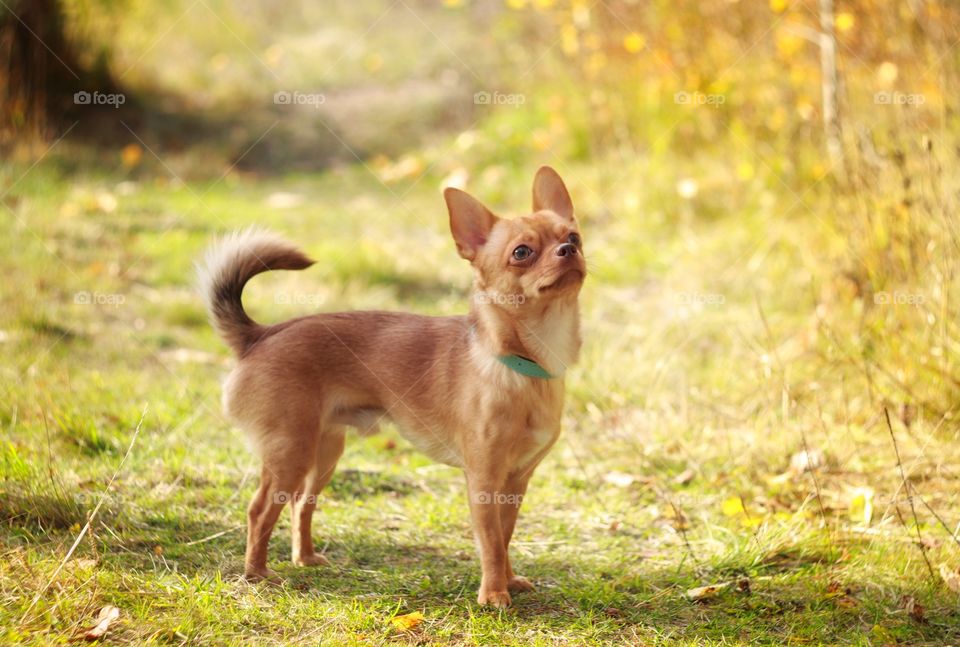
[825,581,858,608]
[603,471,636,487]
[939,563,960,593]
[265,192,303,210]
[673,468,695,485]
[899,595,926,623]
[390,611,424,632]
[120,143,142,168]
[686,582,731,601]
[84,605,120,641]
[849,487,874,525]
[93,191,117,214]
[721,497,745,516]
[871,624,895,644]
[789,448,824,474]
[741,515,764,529]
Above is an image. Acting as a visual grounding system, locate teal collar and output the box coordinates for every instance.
[497,354,555,379]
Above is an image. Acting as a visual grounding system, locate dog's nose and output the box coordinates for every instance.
[556,243,578,257]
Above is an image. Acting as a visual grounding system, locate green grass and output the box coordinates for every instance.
[2,152,960,645]
[5,0,960,641]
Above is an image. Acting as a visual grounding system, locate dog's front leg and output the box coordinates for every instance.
[465,459,511,607]
[499,470,535,593]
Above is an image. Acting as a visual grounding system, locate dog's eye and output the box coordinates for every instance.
[512,245,533,261]
[568,233,581,246]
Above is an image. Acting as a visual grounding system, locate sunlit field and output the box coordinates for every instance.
[3,0,960,644]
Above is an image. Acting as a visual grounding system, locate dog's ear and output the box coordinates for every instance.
[444,187,498,261]
[532,166,574,222]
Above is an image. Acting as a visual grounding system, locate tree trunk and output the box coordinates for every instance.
[818,0,843,169]
[0,0,112,144]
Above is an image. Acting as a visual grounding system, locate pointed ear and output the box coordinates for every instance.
[444,187,498,261]
[532,165,574,221]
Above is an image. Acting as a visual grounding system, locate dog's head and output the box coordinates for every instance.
[444,166,585,310]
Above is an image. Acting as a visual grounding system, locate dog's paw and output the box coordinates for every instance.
[244,568,282,585]
[507,575,536,593]
[293,552,330,567]
[477,588,512,608]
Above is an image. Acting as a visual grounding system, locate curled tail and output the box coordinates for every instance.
[197,228,314,356]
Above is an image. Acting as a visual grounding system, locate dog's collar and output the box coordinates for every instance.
[469,323,557,379]
[496,353,556,379]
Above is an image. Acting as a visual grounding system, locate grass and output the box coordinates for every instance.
[3,1,960,641]
[2,150,960,645]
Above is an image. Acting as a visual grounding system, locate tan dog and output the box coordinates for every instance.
[199,166,585,607]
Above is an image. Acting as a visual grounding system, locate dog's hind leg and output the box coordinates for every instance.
[244,426,317,583]
[291,426,346,567]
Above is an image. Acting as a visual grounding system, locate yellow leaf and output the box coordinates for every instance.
[769,0,788,13]
[623,33,645,54]
[443,0,464,6]
[505,0,526,9]
[776,32,804,58]
[877,61,899,86]
[121,143,142,168]
[390,611,425,632]
[835,12,854,32]
[742,515,764,528]
[871,624,895,643]
[849,487,874,525]
[721,497,745,516]
[561,24,579,56]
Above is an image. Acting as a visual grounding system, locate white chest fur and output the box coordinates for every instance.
[519,300,580,378]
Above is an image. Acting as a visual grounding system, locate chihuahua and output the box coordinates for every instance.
[199,166,585,607]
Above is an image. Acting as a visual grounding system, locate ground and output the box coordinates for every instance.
[1,5,959,642]
[2,151,959,645]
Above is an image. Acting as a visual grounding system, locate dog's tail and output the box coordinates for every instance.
[197,227,314,356]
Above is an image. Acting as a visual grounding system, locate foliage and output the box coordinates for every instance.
[2,0,960,644]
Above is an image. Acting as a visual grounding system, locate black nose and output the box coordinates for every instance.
[556,243,578,257]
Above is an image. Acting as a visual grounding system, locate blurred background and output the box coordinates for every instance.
[3,0,960,643]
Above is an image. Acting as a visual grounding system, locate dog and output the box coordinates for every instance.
[198,166,585,607]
